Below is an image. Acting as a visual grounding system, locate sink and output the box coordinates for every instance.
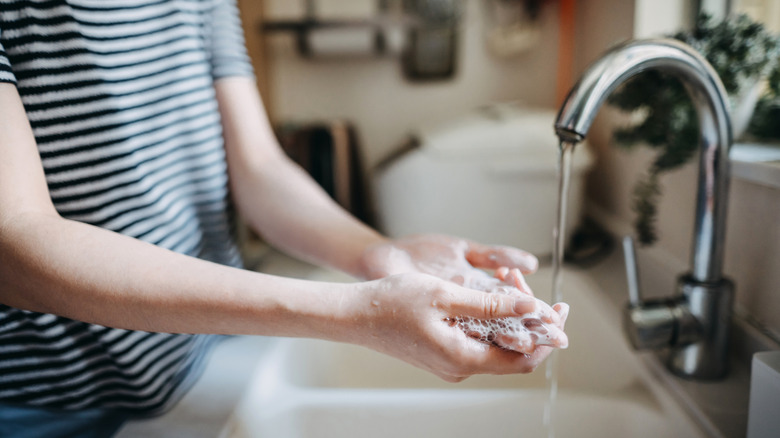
[231,391,683,438]
[224,267,707,438]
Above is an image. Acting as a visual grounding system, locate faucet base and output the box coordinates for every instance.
[667,275,734,380]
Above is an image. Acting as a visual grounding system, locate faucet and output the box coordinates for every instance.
[554,39,734,380]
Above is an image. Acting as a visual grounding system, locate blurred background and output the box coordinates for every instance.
[235,0,780,344]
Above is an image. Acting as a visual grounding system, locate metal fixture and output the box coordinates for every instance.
[261,0,392,58]
[554,39,734,380]
[260,0,464,81]
[401,0,463,80]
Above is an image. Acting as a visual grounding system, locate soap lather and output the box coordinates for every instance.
[453,283,569,355]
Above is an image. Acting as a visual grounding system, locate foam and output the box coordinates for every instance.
[455,286,569,354]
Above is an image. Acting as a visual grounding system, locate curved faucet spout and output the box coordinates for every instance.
[556,39,735,380]
[555,38,732,283]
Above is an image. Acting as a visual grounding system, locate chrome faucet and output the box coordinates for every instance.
[554,39,734,380]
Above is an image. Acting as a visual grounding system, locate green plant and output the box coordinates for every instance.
[607,14,780,245]
[747,65,780,139]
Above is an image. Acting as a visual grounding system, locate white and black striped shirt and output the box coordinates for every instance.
[0,0,253,413]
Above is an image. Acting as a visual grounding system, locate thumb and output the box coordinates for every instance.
[446,287,536,320]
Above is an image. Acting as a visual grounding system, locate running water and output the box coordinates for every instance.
[552,141,575,308]
[543,140,576,438]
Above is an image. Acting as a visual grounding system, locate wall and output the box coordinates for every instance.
[575,0,780,339]
[261,0,562,168]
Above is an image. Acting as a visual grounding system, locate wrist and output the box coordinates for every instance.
[318,280,380,345]
[355,234,393,280]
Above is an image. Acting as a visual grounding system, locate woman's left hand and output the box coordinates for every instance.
[359,234,538,293]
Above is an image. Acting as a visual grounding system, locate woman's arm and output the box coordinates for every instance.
[0,84,350,337]
[0,81,544,381]
[214,77,540,281]
[214,77,386,278]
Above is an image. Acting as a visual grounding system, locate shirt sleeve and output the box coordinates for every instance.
[0,29,18,84]
[208,0,255,80]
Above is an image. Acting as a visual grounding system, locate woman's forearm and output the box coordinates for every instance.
[0,208,560,382]
[0,211,357,339]
[231,154,386,277]
[214,77,387,279]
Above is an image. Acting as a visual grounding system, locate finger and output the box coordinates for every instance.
[454,272,502,291]
[493,268,525,296]
[446,324,556,375]
[493,332,536,355]
[450,274,466,286]
[487,316,568,351]
[494,267,510,281]
[533,298,561,325]
[464,241,539,274]
[553,303,570,329]
[535,324,569,349]
[446,287,536,320]
[505,268,534,296]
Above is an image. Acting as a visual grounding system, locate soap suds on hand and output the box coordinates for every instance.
[454,286,569,354]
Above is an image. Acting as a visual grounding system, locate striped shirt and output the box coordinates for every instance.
[0,0,253,413]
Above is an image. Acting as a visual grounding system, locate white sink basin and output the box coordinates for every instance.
[224,268,707,438]
[233,391,683,438]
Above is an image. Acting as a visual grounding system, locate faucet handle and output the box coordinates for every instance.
[622,236,641,307]
[621,235,677,350]
[620,236,702,352]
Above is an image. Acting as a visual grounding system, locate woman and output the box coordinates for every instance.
[0,1,567,436]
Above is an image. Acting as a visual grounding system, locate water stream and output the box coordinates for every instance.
[543,141,577,438]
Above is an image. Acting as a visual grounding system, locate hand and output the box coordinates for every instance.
[456,298,570,354]
[359,234,568,355]
[360,234,539,291]
[346,272,566,382]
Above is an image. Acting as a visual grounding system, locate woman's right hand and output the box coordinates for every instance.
[340,272,568,382]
